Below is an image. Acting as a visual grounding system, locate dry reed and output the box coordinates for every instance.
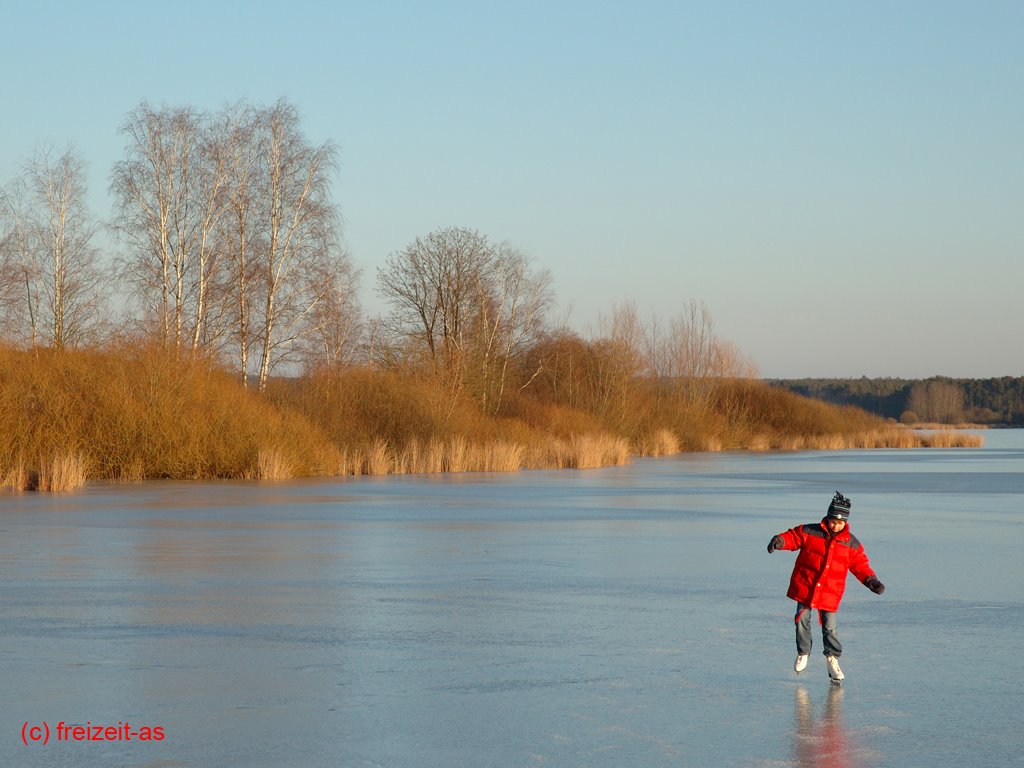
[392,438,446,474]
[484,441,527,472]
[364,439,393,475]
[445,436,469,473]
[746,435,772,451]
[115,456,148,484]
[2,460,30,492]
[742,428,986,451]
[562,434,631,469]
[335,448,361,476]
[703,436,724,452]
[634,429,680,457]
[909,422,989,431]
[394,439,417,475]
[257,446,296,480]
[36,452,88,492]
[918,431,984,448]
[423,439,446,474]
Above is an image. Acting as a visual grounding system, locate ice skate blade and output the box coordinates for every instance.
[829,677,843,686]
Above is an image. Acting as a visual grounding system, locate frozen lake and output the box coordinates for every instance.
[2,430,1022,767]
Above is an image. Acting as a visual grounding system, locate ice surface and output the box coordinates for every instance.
[1,430,1021,766]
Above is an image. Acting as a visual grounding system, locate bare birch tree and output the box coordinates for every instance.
[110,102,230,353]
[1,145,105,347]
[216,102,262,381]
[188,114,232,353]
[111,103,197,346]
[299,254,362,372]
[110,99,354,382]
[250,100,341,390]
[0,186,28,343]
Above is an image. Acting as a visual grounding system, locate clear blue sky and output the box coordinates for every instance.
[3,1,1021,378]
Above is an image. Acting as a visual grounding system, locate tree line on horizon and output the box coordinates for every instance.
[771,376,1024,426]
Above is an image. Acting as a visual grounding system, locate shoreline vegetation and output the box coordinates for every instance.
[0,105,987,495]
[1,345,983,494]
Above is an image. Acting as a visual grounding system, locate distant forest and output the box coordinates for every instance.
[770,377,1024,426]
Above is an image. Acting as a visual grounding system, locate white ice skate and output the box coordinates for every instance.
[794,654,809,673]
[826,655,844,685]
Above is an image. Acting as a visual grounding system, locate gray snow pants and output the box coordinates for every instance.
[795,604,842,658]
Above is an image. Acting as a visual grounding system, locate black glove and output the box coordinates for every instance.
[865,576,885,595]
[767,535,784,553]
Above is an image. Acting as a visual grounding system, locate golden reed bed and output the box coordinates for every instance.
[4,428,982,491]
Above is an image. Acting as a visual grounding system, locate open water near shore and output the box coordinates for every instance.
[2,430,1022,767]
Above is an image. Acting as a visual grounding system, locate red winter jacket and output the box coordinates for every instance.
[776,519,877,612]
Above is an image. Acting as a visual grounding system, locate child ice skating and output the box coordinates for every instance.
[767,491,885,684]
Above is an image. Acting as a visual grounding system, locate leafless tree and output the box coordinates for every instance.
[110,99,354,386]
[0,187,25,342]
[582,303,638,418]
[520,328,589,411]
[188,113,232,353]
[377,227,551,412]
[111,102,196,346]
[466,244,552,413]
[668,300,719,380]
[110,102,230,353]
[216,102,263,381]
[250,100,341,390]
[653,299,755,430]
[1,145,105,348]
[299,254,363,372]
[377,227,493,364]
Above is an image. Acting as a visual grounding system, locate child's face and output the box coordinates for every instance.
[826,518,847,533]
